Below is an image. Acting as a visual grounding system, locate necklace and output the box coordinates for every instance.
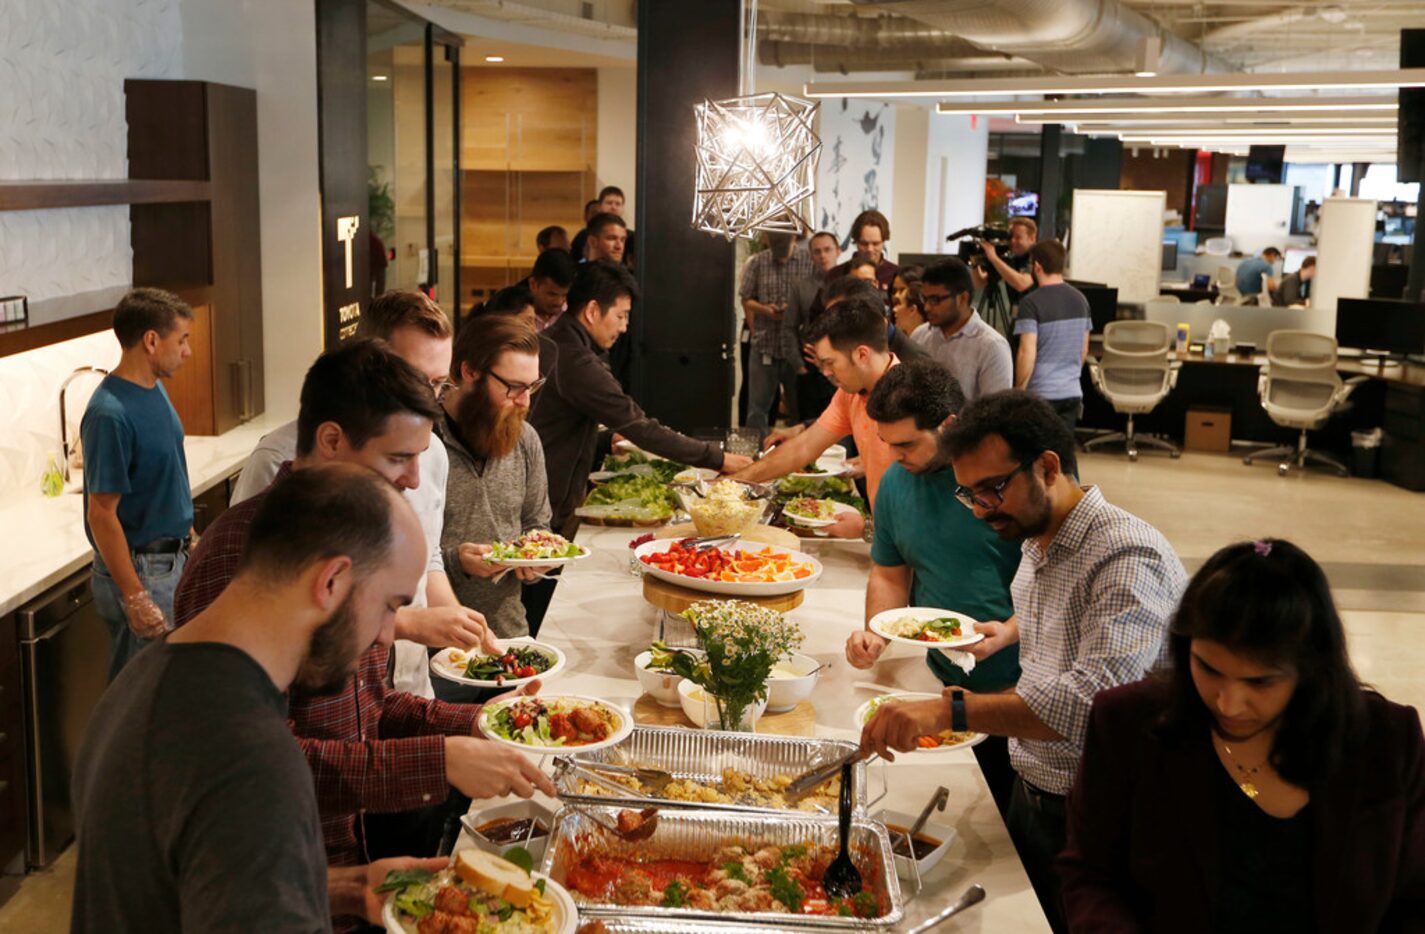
[1217,738,1267,800]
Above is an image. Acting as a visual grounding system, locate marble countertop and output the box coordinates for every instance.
[0,411,289,617]
[457,524,1052,931]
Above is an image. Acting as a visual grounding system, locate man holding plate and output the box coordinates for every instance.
[845,358,1022,813]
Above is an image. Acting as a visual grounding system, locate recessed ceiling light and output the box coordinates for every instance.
[485,55,505,63]
[371,74,389,82]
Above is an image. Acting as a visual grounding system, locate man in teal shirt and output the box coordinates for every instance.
[845,357,1020,810]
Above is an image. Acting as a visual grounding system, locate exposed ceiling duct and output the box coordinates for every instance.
[758,10,1033,75]
[846,0,1224,75]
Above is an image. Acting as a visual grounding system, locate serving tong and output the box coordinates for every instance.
[553,757,675,798]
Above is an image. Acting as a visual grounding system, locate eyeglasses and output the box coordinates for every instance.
[953,461,1033,510]
[921,291,953,306]
[486,370,546,399]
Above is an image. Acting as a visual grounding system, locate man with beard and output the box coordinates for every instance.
[230,290,490,699]
[435,314,555,641]
[172,341,551,916]
[911,258,1012,402]
[72,464,450,931]
[860,389,1185,931]
[844,359,1022,814]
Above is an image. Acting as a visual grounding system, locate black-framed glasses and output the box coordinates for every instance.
[921,290,953,306]
[954,461,1033,510]
[486,370,546,399]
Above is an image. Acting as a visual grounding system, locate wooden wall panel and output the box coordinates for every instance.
[163,303,214,436]
[1120,148,1196,215]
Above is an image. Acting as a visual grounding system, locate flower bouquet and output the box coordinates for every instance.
[649,599,803,731]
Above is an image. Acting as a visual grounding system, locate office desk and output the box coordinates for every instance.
[1158,286,1217,303]
[1080,349,1425,491]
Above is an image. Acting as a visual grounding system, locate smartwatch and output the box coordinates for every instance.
[950,689,968,732]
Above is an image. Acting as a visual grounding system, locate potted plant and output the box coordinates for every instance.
[650,600,803,732]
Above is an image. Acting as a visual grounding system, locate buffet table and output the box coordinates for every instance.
[459,523,1052,931]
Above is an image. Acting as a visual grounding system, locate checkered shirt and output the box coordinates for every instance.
[170,465,478,865]
[1009,485,1188,795]
[740,247,815,360]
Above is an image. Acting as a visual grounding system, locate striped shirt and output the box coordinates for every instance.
[740,248,815,360]
[1014,283,1091,401]
[1009,485,1187,795]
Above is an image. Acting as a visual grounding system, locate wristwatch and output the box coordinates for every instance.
[950,689,969,732]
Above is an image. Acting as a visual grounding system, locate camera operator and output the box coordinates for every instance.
[972,217,1038,304]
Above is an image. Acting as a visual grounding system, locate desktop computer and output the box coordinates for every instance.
[1067,282,1119,333]
[1335,297,1425,359]
[1161,241,1178,272]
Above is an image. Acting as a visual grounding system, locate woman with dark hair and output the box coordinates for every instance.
[1059,539,1425,933]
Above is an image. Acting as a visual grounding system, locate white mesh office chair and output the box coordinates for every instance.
[1244,330,1368,476]
[1085,321,1183,461]
[1214,265,1242,304]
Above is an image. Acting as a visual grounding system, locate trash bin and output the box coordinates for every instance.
[1351,429,1382,479]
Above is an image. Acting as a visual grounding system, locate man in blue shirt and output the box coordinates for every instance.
[844,357,1021,811]
[81,288,195,679]
[1014,240,1092,434]
[1234,246,1281,303]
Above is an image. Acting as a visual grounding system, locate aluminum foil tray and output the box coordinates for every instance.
[540,805,904,930]
[555,725,879,816]
[584,921,793,934]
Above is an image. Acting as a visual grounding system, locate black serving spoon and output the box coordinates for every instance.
[823,760,863,899]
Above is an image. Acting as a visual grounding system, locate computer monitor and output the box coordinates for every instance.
[1335,297,1425,358]
[1283,247,1317,274]
[1161,241,1178,272]
[1370,264,1410,300]
[1070,284,1119,333]
[1195,184,1228,229]
[1007,191,1039,217]
[1245,145,1286,184]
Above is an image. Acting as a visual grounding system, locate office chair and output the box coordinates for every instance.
[1214,265,1242,304]
[1244,330,1368,477]
[1156,293,1181,303]
[1085,321,1183,461]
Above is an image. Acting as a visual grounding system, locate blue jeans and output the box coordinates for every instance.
[92,549,187,682]
[746,353,800,430]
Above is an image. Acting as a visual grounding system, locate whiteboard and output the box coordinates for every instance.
[1069,189,1166,305]
[1225,184,1296,256]
[1312,197,1376,315]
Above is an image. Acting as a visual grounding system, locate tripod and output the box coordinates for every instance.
[975,278,1015,339]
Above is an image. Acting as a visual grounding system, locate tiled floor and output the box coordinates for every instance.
[2,447,1421,931]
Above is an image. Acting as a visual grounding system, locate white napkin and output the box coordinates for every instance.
[1208,318,1232,341]
[938,648,976,675]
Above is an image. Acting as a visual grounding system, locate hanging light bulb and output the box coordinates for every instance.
[691,0,821,240]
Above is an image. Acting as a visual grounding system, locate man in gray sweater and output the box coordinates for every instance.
[437,315,554,641]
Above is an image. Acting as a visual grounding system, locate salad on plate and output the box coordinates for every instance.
[488,530,586,563]
[781,496,843,526]
[456,645,554,683]
[380,847,572,933]
[480,696,627,750]
[859,693,984,751]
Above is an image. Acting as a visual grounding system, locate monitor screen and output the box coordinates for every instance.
[1161,241,1178,271]
[1335,298,1425,357]
[1245,145,1286,184]
[1072,284,1119,333]
[1283,247,1317,274]
[1007,191,1039,216]
[1195,183,1227,229]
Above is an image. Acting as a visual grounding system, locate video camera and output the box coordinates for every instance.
[947,225,1011,281]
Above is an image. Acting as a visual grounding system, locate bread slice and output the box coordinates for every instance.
[455,848,537,908]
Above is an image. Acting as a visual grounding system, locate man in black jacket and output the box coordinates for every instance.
[530,260,753,532]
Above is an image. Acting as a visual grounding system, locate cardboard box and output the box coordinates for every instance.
[1185,406,1232,452]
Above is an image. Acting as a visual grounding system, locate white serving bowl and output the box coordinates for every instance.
[766,652,822,712]
[461,798,557,862]
[677,679,768,730]
[634,650,688,707]
[876,807,957,883]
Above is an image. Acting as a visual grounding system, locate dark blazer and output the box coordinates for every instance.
[529,315,724,530]
[1060,679,1425,933]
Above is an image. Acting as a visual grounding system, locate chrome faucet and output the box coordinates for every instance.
[59,366,109,483]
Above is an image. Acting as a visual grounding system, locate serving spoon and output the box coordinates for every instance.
[905,884,986,932]
[822,761,862,899]
[583,806,660,842]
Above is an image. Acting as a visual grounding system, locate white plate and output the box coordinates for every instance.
[868,606,985,650]
[477,694,634,756]
[781,499,858,528]
[854,692,988,755]
[382,866,577,933]
[633,539,823,597]
[486,547,590,569]
[672,467,719,484]
[430,639,567,689]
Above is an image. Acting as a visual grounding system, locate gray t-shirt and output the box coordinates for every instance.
[71,641,330,933]
[909,312,1013,401]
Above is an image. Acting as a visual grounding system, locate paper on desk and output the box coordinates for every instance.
[937,648,976,675]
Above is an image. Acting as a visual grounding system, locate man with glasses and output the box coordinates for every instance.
[861,389,1185,932]
[829,210,898,305]
[229,290,487,698]
[531,260,752,535]
[436,314,557,643]
[844,359,1022,813]
[910,258,1012,401]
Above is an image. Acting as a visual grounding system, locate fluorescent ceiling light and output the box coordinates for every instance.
[1123,136,1396,146]
[936,95,1398,116]
[809,68,1425,100]
[1014,113,1398,126]
[371,74,389,82]
[1121,127,1393,137]
[485,55,505,63]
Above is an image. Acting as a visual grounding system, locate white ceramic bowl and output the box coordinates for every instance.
[634,650,688,707]
[876,807,957,883]
[677,679,769,730]
[765,652,822,712]
[461,798,556,862]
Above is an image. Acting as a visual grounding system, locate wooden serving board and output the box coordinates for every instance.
[656,521,800,550]
[633,694,816,737]
[642,574,805,615]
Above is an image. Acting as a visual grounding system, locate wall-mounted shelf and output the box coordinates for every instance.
[0,179,212,211]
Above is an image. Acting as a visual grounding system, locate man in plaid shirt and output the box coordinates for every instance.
[740,231,814,430]
[862,390,1186,931]
[175,341,554,929]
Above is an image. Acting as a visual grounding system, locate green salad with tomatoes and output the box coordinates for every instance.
[488,530,583,562]
[483,697,621,747]
[460,646,553,684]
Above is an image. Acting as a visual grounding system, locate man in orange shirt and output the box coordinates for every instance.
[733,293,899,538]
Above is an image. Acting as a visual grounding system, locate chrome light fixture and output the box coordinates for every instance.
[692,0,821,240]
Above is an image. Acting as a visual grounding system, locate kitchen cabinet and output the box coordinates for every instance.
[0,610,24,876]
